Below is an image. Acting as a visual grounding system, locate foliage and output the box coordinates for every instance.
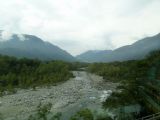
[88,50,160,117]
[0,113,3,120]
[88,50,160,85]
[0,55,73,94]
[37,103,52,120]
[68,62,89,71]
[28,107,112,120]
[28,103,62,120]
[96,115,112,120]
[70,108,113,120]
[70,109,94,120]
[87,60,150,82]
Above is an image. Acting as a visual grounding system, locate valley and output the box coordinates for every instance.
[0,1,160,119]
[0,71,118,120]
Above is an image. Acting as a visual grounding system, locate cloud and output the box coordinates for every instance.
[0,30,13,41]
[17,34,26,41]
[0,0,160,55]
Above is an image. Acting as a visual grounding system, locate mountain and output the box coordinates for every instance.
[0,33,75,62]
[76,50,112,62]
[76,33,160,63]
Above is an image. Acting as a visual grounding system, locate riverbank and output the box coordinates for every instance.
[0,71,118,120]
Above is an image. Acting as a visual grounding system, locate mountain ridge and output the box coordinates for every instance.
[76,33,160,63]
[0,33,76,62]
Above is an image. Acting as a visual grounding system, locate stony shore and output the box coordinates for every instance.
[0,71,118,120]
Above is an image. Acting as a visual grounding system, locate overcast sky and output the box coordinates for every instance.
[0,0,160,55]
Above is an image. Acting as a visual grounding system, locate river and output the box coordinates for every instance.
[0,71,118,120]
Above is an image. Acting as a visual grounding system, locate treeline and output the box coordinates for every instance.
[88,50,160,82]
[88,50,160,119]
[68,62,89,71]
[0,55,74,94]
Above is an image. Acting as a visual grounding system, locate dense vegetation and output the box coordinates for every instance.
[0,55,74,95]
[88,50,160,84]
[70,109,111,120]
[0,50,160,119]
[27,103,112,120]
[68,62,88,71]
[88,50,160,119]
[27,103,62,120]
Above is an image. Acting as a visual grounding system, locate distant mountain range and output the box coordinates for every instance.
[76,50,112,62]
[0,32,76,62]
[76,33,160,63]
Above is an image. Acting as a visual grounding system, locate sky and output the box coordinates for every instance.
[0,0,160,56]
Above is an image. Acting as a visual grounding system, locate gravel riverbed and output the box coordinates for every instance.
[0,71,118,120]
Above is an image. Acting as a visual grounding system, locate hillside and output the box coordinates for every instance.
[0,33,75,62]
[76,50,112,62]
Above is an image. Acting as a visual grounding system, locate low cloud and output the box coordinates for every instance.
[0,30,13,41]
[17,34,26,41]
[0,0,160,55]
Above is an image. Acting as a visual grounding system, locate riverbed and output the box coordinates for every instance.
[0,71,118,120]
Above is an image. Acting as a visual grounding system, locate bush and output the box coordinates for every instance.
[70,109,94,120]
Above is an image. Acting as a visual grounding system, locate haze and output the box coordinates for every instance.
[0,0,160,55]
